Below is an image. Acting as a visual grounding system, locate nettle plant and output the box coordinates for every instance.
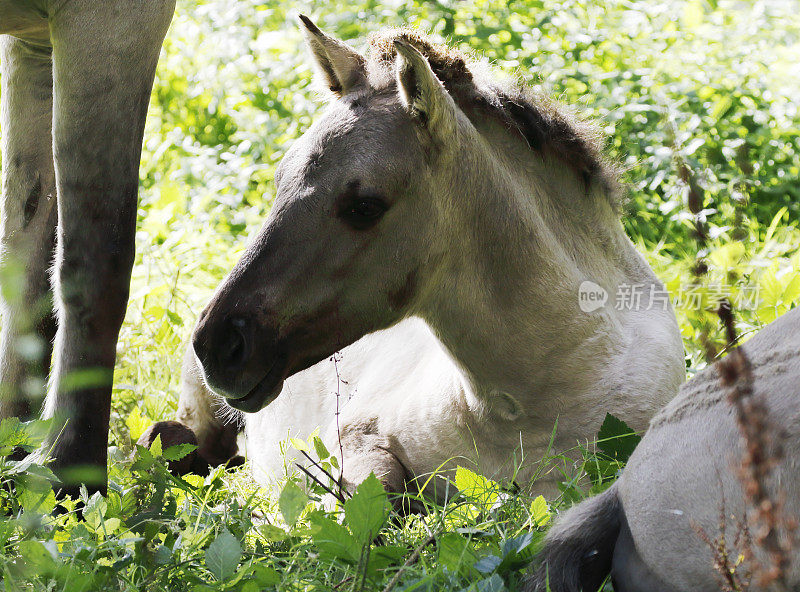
[0,413,637,591]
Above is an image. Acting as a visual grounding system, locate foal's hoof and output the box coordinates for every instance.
[226,455,246,469]
[137,421,198,475]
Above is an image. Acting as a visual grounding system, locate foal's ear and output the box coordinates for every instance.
[394,40,458,143]
[298,15,367,96]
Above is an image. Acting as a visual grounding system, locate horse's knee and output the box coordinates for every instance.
[337,424,411,505]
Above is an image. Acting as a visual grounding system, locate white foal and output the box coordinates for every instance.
[176,19,685,498]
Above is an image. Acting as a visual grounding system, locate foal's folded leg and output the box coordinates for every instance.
[336,424,416,512]
[0,37,58,423]
[141,346,243,475]
[139,345,243,474]
[39,0,175,493]
[175,345,243,469]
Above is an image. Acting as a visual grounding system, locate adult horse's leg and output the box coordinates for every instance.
[0,36,58,421]
[41,0,174,491]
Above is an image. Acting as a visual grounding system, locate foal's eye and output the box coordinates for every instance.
[339,197,389,230]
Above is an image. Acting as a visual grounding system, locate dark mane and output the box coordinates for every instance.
[364,28,623,206]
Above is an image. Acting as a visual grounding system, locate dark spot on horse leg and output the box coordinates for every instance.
[387,268,418,311]
[23,174,42,228]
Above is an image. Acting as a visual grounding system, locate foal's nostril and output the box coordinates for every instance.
[217,316,251,371]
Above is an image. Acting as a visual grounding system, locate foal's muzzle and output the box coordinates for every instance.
[192,314,287,413]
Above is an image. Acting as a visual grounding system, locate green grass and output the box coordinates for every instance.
[1,411,637,591]
[1,0,799,589]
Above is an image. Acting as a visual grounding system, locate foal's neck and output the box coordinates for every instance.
[419,143,659,415]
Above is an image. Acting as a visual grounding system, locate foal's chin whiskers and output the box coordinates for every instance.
[213,392,246,428]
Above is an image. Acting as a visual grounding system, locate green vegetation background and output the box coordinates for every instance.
[2,0,799,590]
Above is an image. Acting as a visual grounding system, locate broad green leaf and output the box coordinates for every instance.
[149,433,163,456]
[497,532,536,573]
[103,517,121,534]
[106,488,137,518]
[454,466,499,511]
[259,524,288,542]
[19,419,51,451]
[782,272,800,306]
[166,310,184,325]
[278,481,308,526]
[0,417,25,455]
[183,474,205,489]
[163,442,197,461]
[16,473,56,514]
[344,473,390,544]
[289,437,310,452]
[82,491,107,531]
[17,540,57,575]
[125,407,149,442]
[596,414,641,462]
[474,555,502,574]
[473,573,507,592]
[252,564,281,586]
[309,513,360,563]
[363,545,407,579]
[131,444,155,471]
[155,544,173,565]
[312,435,330,460]
[205,528,242,581]
[438,532,478,576]
[530,495,551,528]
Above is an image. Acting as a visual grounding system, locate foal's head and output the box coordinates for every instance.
[192,17,616,411]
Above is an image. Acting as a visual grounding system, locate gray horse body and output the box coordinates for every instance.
[530,306,800,591]
[0,0,174,489]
